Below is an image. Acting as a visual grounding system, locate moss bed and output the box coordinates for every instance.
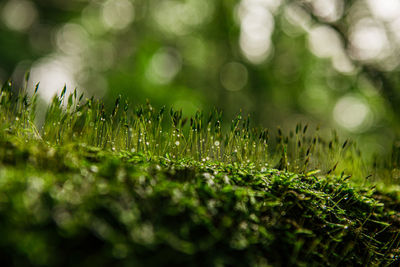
[0,135,399,266]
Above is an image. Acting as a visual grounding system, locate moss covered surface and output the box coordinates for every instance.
[0,83,399,266]
[0,135,399,266]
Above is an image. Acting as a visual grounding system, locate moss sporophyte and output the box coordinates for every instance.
[0,81,399,266]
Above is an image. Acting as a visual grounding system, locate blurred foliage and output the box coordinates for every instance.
[1,0,400,157]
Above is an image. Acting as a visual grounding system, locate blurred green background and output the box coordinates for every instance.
[1,0,399,156]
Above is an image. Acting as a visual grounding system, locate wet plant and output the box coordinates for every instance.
[0,80,399,266]
[0,80,397,185]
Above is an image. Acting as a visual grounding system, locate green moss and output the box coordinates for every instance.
[0,82,399,266]
[0,134,399,266]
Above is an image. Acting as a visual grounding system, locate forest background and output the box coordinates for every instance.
[1,0,400,160]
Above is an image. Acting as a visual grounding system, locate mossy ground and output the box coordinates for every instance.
[0,82,399,266]
[0,133,399,266]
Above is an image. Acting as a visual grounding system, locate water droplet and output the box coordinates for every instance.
[175,141,180,146]
[90,165,99,173]
[214,141,220,146]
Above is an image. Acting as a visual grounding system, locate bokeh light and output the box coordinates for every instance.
[312,0,344,22]
[367,0,400,22]
[333,95,372,132]
[29,56,80,102]
[56,24,89,56]
[146,48,182,85]
[102,0,135,31]
[283,3,311,33]
[238,0,277,63]
[2,0,37,32]
[220,62,248,92]
[152,0,214,36]
[308,25,342,59]
[349,18,390,61]
[308,25,355,73]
